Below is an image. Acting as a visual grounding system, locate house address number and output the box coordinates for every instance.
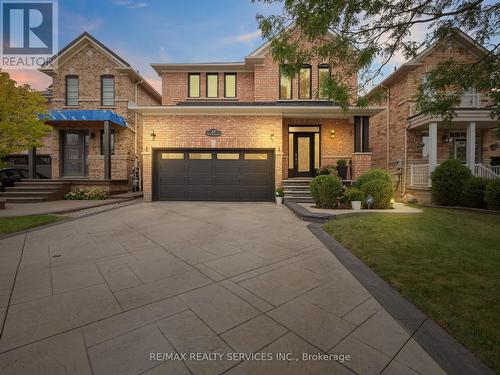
[206,129,222,137]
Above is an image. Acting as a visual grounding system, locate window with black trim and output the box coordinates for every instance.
[318,64,331,100]
[188,73,200,98]
[101,75,115,106]
[206,73,218,98]
[100,129,115,155]
[224,73,237,98]
[279,67,292,100]
[299,65,311,99]
[66,75,79,106]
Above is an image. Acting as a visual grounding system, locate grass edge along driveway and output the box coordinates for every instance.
[0,215,64,235]
[324,207,499,373]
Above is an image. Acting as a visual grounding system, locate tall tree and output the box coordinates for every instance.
[0,70,50,166]
[254,0,499,131]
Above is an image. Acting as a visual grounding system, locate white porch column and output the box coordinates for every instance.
[428,122,438,174]
[466,122,476,173]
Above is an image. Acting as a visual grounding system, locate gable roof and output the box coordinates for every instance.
[40,32,161,102]
[370,29,489,90]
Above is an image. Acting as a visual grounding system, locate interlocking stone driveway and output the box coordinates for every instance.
[0,202,446,375]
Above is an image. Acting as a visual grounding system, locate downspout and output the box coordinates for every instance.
[403,124,408,196]
[134,80,144,191]
[380,84,390,169]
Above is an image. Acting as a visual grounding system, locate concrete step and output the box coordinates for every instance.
[284,190,311,196]
[0,196,48,203]
[16,181,71,187]
[284,196,314,203]
[6,186,66,192]
[0,191,57,197]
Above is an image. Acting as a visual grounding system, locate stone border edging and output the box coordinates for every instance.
[308,222,495,375]
[284,200,336,222]
[418,203,500,215]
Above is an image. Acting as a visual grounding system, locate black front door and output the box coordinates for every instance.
[62,131,88,177]
[293,133,315,177]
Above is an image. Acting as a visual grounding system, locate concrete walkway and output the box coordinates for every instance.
[0,202,445,375]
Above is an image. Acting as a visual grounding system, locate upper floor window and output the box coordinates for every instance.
[65,75,79,106]
[206,73,218,98]
[224,73,237,98]
[188,73,200,98]
[318,64,331,100]
[279,68,292,100]
[299,65,311,99]
[101,75,115,106]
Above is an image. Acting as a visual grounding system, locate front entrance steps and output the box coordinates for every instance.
[0,181,71,203]
[282,178,313,203]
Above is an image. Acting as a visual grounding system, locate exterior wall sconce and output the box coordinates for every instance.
[442,135,450,143]
[331,129,335,140]
[270,131,275,141]
[150,130,156,140]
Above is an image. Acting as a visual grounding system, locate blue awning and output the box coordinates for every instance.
[42,110,127,127]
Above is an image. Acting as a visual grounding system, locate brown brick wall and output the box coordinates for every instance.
[141,115,284,201]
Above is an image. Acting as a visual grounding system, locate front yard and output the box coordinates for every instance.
[324,207,500,372]
[0,215,64,234]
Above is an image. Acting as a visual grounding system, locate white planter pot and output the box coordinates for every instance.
[276,196,283,205]
[351,201,362,211]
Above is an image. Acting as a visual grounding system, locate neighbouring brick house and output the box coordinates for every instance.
[3,32,161,196]
[132,27,381,202]
[369,30,499,203]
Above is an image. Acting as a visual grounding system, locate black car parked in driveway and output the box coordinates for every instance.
[0,168,48,191]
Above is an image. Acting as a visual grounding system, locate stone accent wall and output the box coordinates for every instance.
[141,115,284,201]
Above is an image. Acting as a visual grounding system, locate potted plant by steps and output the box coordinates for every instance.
[346,188,365,211]
[337,159,348,180]
[275,188,284,204]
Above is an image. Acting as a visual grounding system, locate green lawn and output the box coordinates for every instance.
[0,215,64,234]
[324,207,500,372]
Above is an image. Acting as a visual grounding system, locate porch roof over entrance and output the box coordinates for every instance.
[407,108,497,130]
[42,110,128,127]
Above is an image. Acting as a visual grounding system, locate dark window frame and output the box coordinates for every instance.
[279,67,292,100]
[224,73,237,98]
[188,73,201,98]
[354,116,370,153]
[206,73,219,98]
[101,75,115,106]
[65,75,79,106]
[100,129,116,155]
[318,64,331,100]
[298,65,312,99]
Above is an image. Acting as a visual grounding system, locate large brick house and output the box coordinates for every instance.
[369,30,499,203]
[131,28,380,201]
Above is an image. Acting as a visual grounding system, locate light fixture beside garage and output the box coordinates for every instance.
[331,129,335,140]
[270,131,275,141]
[150,130,156,140]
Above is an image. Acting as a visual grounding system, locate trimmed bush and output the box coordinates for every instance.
[346,188,365,202]
[317,164,337,176]
[485,179,500,210]
[431,160,472,206]
[355,169,392,189]
[459,177,487,208]
[361,178,394,209]
[310,175,343,208]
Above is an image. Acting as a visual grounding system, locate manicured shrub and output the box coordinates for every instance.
[361,178,394,209]
[310,175,343,208]
[346,187,365,202]
[431,159,472,206]
[317,164,337,176]
[484,179,500,210]
[64,188,108,200]
[459,177,487,208]
[355,169,392,189]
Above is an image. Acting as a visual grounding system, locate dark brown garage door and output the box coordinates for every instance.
[154,150,275,201]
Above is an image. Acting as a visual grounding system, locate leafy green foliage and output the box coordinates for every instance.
[459,177,488,209]
[336,159,347,167]
[0,70,50,167]
[346,187,365,202]
[361,178,394,209]
[431,160,472,205]
[484,179,500,210]
[317,164,337,175]
[254,0,499,133]
[310,174,343,208]
[275,187,284,197]
[354,169,392,189]
[64,188,108,200]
